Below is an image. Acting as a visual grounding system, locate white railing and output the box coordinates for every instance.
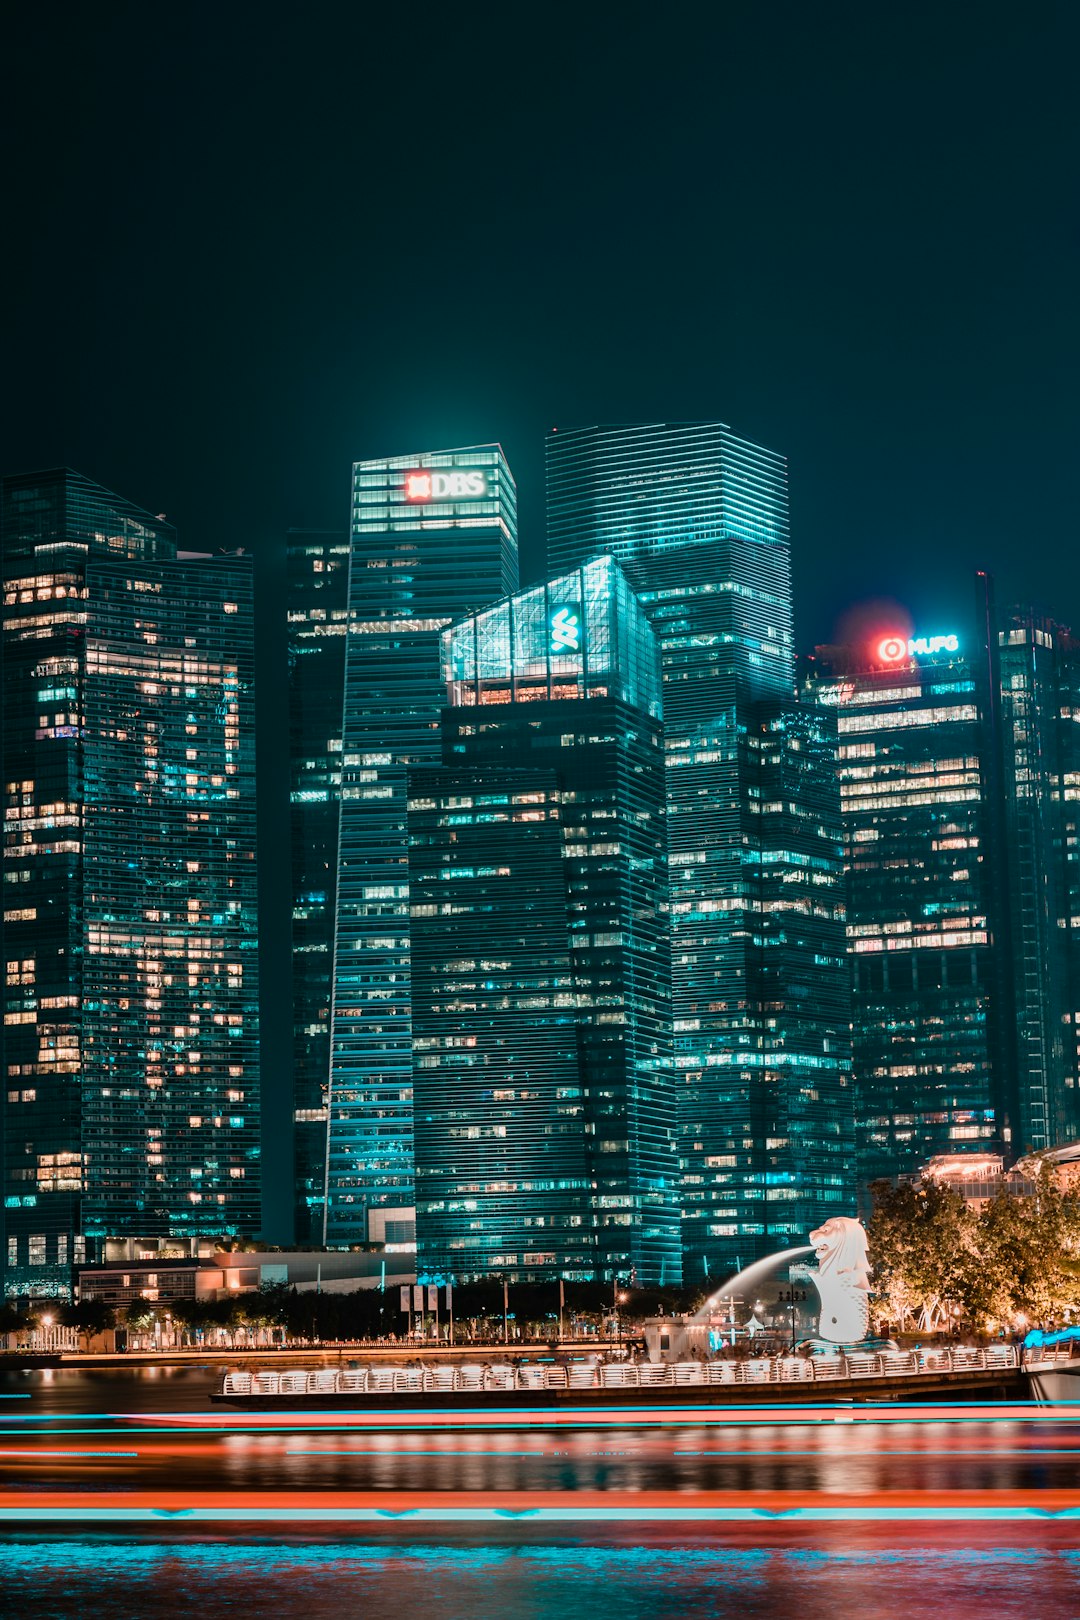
[1025,1343,1080,1366]
[221,1344,1020,1401]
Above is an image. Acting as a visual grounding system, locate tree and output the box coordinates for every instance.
[867,1168,1080,1335]
[867,1179,980,1332]
[67,1298,116,1334]
[973,1165,1080,1329]
[122,1301,156,1333]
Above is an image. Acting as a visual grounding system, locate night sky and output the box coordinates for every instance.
[4,4,1077,1239]
[5,2,1077,646]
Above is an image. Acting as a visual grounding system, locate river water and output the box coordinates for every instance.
[1,1363,1078,1618]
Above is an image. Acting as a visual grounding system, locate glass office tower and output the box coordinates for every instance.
[806,640,999,1180]
[994,611,1078,1152]
[2,470,259,1298]
[324,447,518,1248]
[806,595,1080,1185]
[409,557,681,1284]
[547,425,853,1277]
[286,529,349,1243]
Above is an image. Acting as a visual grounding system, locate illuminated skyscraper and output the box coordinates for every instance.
[324,447,518,1248]
[992,606,1080,1153]
[286,529,350,1243]
[805,594,1080,1183]
[547,424,853,1277]
[409,557,680,1284]
[1,469,260,1299]
[805,635,1000,1180]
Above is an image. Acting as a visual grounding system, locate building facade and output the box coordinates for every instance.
[805,598,1080,1187]
[546,424,853,1278]
[993,608,1080,1153]
[806,636,1000,1181]
[408,557,681,1284]
[2,469,259,1299]
[323,448,518,1247]
[285,528,350,1243]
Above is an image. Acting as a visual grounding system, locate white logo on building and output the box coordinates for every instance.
[550,607,581,653]
[404,470,487,502]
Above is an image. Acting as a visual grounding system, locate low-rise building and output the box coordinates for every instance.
[77,1249,414,1311]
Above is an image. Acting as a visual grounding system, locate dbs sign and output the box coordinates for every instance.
[404,469,488,502]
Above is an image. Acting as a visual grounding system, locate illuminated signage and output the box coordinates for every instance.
[549,606,581,654]
[403,469,488,503]
[877,632,960,663]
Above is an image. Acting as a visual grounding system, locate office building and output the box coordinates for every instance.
[806,632,999,1180]
[408,556,681,1284]
[324,447,518,1247]
[2,469,259,1298]
[993,606,1079,1153]
[286,529,349,1243]
[547,424,853,1277]
[805,597,1080,1185]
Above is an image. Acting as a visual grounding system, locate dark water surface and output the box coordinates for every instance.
[6,1534,1080,1620]
[1,1365,1078,1617]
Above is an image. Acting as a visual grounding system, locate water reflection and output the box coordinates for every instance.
[2,1367,1078,1495]
[4,1537,1080,1620]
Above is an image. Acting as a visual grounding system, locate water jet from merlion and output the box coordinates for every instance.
[692,1216,872,1346]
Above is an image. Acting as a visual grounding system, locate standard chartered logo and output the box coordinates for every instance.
[549,607,581,654]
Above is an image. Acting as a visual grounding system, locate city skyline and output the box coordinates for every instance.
[4,5,1077,1600]
[6,443,1080,1282]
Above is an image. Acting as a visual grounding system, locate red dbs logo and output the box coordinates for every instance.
[878,635,908,662]
[404,471,432,501]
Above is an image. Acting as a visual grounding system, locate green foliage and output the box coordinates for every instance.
[122,1301,156,1331]
[66,1299,116,1333]
[867,1168,1080,1334]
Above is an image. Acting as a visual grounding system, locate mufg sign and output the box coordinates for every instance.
[878,632,960,662]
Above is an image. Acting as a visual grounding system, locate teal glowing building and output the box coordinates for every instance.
[408,557,681,1284]
[286,529,350,1244]
[992,605,1080,1153]
[324,447,518,1248]
[806,634,1000,1179]
[805,590,1080,1185]
[2,469,260,1298]
[546,424,854,1277]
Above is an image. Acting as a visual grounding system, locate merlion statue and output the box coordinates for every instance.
[792,1217,871,1345]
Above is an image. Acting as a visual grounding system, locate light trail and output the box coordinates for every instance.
[2,1488,1080,1524]
[0,1450,139,1459]
[285,1447,550,1456]
[0,1399,1076,1438]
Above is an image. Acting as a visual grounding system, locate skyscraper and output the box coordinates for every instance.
[805,633,1000,1180]
[324,447,518,1248]
[547,424,853,1277]
[805,595,1080,1186]
[286,528,350,1244]
[2,469,259,1298]
[992,606,1079,1153]
[409,556,680,1284]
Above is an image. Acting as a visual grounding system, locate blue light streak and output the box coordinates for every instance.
[2,1503,1079,1524]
